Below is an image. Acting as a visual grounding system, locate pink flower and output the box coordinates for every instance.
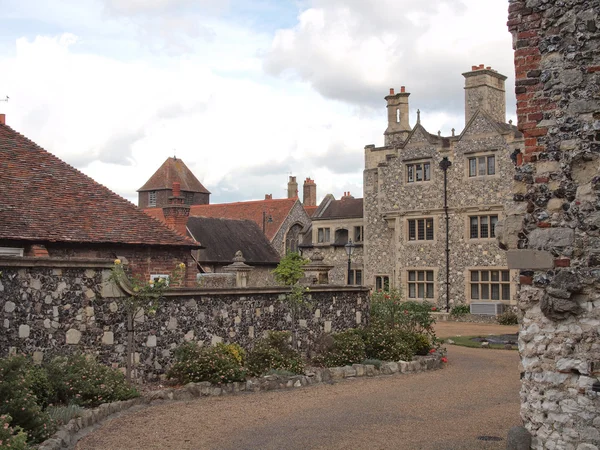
[441,357,448,363]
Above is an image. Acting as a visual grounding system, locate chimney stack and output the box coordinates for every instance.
[0,114,5,125]
[162,182,190,237]
[287,176,298,199]
[463,64,507,124]
[265,194,273,200]
[303,177,317,207]
[384,86,411,146]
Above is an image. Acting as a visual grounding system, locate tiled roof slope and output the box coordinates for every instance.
[145,198,298,241]
[187,217,280,264]
[313,196,364,220]
[0,123,198,247]
[138,157,210,194]
[303,205,318,217]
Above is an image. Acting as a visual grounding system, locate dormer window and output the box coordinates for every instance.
[149,191,157,207]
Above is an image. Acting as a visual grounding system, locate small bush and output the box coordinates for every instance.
[45,355,138,408]
[361,326,415,362]
[168,342,247,384]
[312,330,366,367]
[0,356,55,444]
[215,343,245,365]
[497,310,519,325]
[247,331,304,376]
[450,304,471,317]
[404,332,431,356]
[0,414,29,450]
[25,364,54,409]
[265,369,296,377]
[46,404,85,426]
[361,359,382,369]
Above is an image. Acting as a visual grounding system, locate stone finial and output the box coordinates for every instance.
[509,119,513,125]
[416,109,421,123]
[451,128,455,136]
[233,250,245,263]
[437,130,441,136]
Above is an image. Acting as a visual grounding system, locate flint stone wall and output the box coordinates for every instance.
[0,259,369,381]
[507,1,600,448]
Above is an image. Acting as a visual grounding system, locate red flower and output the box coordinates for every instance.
[384,294,390,299]
[431,307,437,311]
[441,357,448,363]
[403,310,409,315]
[429,348,436,354]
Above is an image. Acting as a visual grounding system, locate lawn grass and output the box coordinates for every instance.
[445,335,518,350]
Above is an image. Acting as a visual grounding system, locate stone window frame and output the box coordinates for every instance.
[316,227,331,244]
[464,150,500,180]
[348,268,363,285]
[148,191,157,207]
[285,222,304,254]
[464,266,517,305]
[404,158,432,184]
[375,275,390,292]
[150,273,170,286]
[0,247,24,257]
[354,225,364,242]
[404,267,438,301]
[462,207,503,242]
[405,216,437,244]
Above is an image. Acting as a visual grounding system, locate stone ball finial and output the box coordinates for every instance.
[451,128,455,136]
[233,250,246,263]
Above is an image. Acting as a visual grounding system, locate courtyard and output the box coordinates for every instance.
[75,323,520,450]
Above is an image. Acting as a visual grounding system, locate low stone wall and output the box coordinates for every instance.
[0,258,370,380]
[38,353,443,450]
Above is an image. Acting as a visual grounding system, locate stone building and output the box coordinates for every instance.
[300,192,364,285]
[504,1,600,448]
[363,67,524,310]
[0,114,200,286]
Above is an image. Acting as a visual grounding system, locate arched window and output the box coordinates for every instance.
[334,228,349,245]
[286,224,303,254]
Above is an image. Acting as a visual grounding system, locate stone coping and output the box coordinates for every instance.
[0,257,114,268]
[37,353,443,450]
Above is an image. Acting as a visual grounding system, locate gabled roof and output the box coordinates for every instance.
[145,197,300,241]
[0,123,198,247]
[138,157,210,194]
[303,205,318,217]
[313,194,364,220]
[187,217,280,265]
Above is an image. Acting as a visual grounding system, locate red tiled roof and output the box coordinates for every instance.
[0,123,198,247]
[145,198,298,241]
[303,205,318,217]
[138,157,210,194]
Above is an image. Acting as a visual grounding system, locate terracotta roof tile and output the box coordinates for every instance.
[145,198,298,241]
[303,205,318,217]
[0,123,198,247]
[138,157,210,194]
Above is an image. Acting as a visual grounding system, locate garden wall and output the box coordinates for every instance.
[0,257,370,380]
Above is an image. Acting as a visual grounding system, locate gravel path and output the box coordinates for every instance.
[76,342,521,450]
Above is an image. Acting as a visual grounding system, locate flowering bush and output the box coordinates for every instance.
[247,331,304,376]
[0,414,29,450]
[311,330,366,367]
[45,355,138,408]
[371,290,436,335]
[0,356,55,444]
[361,326,415,362]
[167,343,247,384]
[450,304,471,317]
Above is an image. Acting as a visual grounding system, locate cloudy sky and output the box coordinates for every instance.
[0,0,515,205]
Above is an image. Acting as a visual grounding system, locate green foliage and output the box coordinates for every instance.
[361,359,383,369]
[497,310,519,325]
[45,355,138,408]
[361,326,415,362]
[247,331,304,376]
[0,356,55,444]
[404,332,431,356]
[370,291,436,336]
[0,414,30,450]
[272,252,309,286]
[450,304,471,317]
[265,369,296,377]
[167,343,247,384]
[311,330,366,367]
[45,404,84,426]
[24,364,54,410]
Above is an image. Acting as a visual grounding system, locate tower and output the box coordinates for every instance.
[463,64,507,124]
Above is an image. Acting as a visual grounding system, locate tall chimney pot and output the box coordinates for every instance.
[0,114,5,125]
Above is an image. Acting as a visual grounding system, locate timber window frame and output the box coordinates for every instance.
[148,191,157,207]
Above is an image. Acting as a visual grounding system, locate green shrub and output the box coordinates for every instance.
[168,342,247,384]
[45,355,138,408]
[25,364,54,409]
[497,310,519,325]
[404,332,431,356]
[265,369,296,377]
[450,304,471,317]
[0,356,55,444]
[215,343,245,365]
[361,326,415,362]
[311,330,366,367]
[370,290,437,338]
[45,404,85,426]
[361,359,382,369]
[0,414,29,450]
[247,331,304,376]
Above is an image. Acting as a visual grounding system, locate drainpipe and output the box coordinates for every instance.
[439,157,452,312]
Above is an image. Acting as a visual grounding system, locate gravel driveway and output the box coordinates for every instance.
[76,342,521,450]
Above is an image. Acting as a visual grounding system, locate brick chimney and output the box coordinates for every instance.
[463,64,507,124]
[287,176,298,199]
[162,182,190,236]
[0,114,5,125]
[303,177,317,207]
[265,194,273,200]
[341,191,354,200]
[384,86,411,146]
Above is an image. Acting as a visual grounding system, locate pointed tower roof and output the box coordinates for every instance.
[138,157,211,194]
